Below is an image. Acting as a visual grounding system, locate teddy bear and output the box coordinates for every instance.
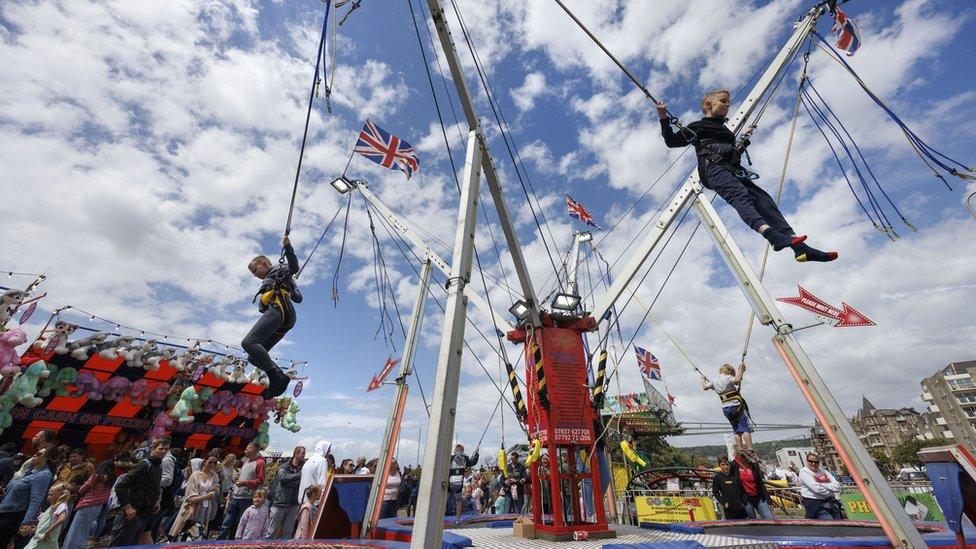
[273,397,290,424]
[253,421,270,450]
[150,411,174,440]
[0,327,27,372]
[247,367,270,388]
[0,289,26,326]
[3,360,50,407]
[123,340,157,368]
[71,371,102,400]
[169,347,201,372]
[284,365,300,379]
[281,399,301,433]
[146,382,170,408]
[211,390,236,415]
[127,379,151,407]
[227,362,249,384]
[256,397,276,422]
[36,364,78,398]
[144,347,175,371]
[96,336,136,360]
[210,355,235,380]
[193,387,214,415]
[170,386,198,423]
[68,332,111,361]
[99,375,131,402]
[33,321,78,354]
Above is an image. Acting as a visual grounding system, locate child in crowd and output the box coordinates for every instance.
[243,235,303,398]
[235,488,270,540]
[493,490,507,514]
[24,482,71,549]
[294,485,323,539]
[658,90,837,263]
[701,363,754,452]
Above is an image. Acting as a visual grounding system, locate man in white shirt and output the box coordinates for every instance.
[701,363,754,452]
[797,452,843,519]
[298,439,331,505]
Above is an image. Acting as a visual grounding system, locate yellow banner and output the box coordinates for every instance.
[634,495,717,523]
[612,464,630,492]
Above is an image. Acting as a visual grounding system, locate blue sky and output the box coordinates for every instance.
[2,0,975,461]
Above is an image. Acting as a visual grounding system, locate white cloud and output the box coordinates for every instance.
[511,72,547,112]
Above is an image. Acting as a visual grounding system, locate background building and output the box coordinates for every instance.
[850,397,927,463]
[810,421,845,474]
[920,360,976,451]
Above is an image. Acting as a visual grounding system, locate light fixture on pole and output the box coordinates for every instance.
[330,175,355,194]
[577,231,593,243]
[508,300,530,321]
[551,292,581,312]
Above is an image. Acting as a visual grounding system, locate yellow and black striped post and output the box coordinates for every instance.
[592,348,608,409]
[504,360,527,422]
[530,337,549,409]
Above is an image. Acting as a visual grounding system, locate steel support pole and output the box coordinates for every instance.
[566,231,586,295]
[410,131,482,549]
[362,258,433,537]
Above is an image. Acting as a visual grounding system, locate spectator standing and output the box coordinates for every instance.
[294,485,322,539]
[56,448,93,484]
[0,441,19,490]
[354,456,369,475]
[14,430,57,479]
[267,446,305,539]
[23,482,71,549]
[218,442,266,539]
[379,459,402,519]
[298,440,330,505]
[168,455,220,540]
[62,460,114,549]
[447,444,479,519]
[712,456,747,519]
[798,453,843,520]
[507,451,526,514]
[108,436,170,547]
[731,451,775,519]
[235,488,270,540]
[0,447,53,549]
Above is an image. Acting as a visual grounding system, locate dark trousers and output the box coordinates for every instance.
[379,499,398,519]
[0,509,28,549]
[241,305,296,375]
[108,513,150,547]
[703,164,793,234]
[218,497,251,540]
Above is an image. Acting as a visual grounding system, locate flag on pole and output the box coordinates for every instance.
[565,194,602,229]
[635,345,661,380]
[354,119,420,179]
[831,7,861,56]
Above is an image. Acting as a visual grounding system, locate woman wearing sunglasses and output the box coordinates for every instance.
[797,453,843,520]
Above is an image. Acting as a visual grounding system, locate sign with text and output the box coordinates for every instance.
[526,326,594,445]
[840,491,943,522]
[635,495,717,523]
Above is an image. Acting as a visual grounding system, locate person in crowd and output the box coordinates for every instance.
[507,451,526,514]
[0,441,19,489]
[406,470,419,517]
[0,447,53,549]
[62,460,113,549]
[326,453,336,476]
[235,488,270,540]
[731,450,775,519]
[14,430,57,479]
[294,485,322,539]
[298,440,330,505]
[470,479,484,514]
[56,447,93,484]
[267,446,305,539]
[108,436,170,547]
[712,456,747,519]
[379,459,402,519]
[23,482,71,549]
[214,453,237,531]
[168,455,220,540]
[339,459,355,474]
[798,452,843,520]
[218,442,265,539]
[447,443,479,519]
[354,456,369,475]
[701,363,755,452]
[493,489,507,514]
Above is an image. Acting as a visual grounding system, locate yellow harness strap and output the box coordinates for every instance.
[260,288,291,314]
[719,388,743,405]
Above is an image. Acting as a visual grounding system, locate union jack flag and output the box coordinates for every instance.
[354,120,420,179]
[565,194,602,229]
[831,7,861,56]
[635,345,661,381]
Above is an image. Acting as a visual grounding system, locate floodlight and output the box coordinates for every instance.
[577,231,593,243]
[509,300,530,321]
[330,176,354,194]
[551,292,581,312]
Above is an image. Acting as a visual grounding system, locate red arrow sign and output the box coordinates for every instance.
[366,357,401,392]
[776,285,875,328]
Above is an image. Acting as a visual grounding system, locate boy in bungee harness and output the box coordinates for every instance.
[446,444,478,521]
[243,235,303,398]
[701,363,754,452]
[657,90,837,263]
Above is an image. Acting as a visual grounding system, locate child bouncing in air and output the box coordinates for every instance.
[658,90,837,263]
[243,235,303,398]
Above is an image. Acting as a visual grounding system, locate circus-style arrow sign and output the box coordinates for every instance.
[366,357,401,392]
[776,285,875,327]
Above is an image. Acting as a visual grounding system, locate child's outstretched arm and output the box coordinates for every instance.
[282,235,300,274]
[657,102,692,148]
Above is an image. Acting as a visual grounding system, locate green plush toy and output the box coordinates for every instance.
[281,399,301,433]
[170,386,198,424]
[193,387,214,414]
[254,421,270,449]
[4,360,50,407]
[36,365,78,398]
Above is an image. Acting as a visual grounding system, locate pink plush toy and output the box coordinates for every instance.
[128,379,151,407]
[0,327,27,372]
[257,398,277,421]
[212,390,235,415]
[194,387,214,414]
[150,412,174,440]
[72,371,102,400]
[99,375,131,401]
[147,383,170,408]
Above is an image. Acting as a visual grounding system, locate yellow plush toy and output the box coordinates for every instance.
[498,448,508,477]
[620,440,646,467]
[525,438,542,465]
